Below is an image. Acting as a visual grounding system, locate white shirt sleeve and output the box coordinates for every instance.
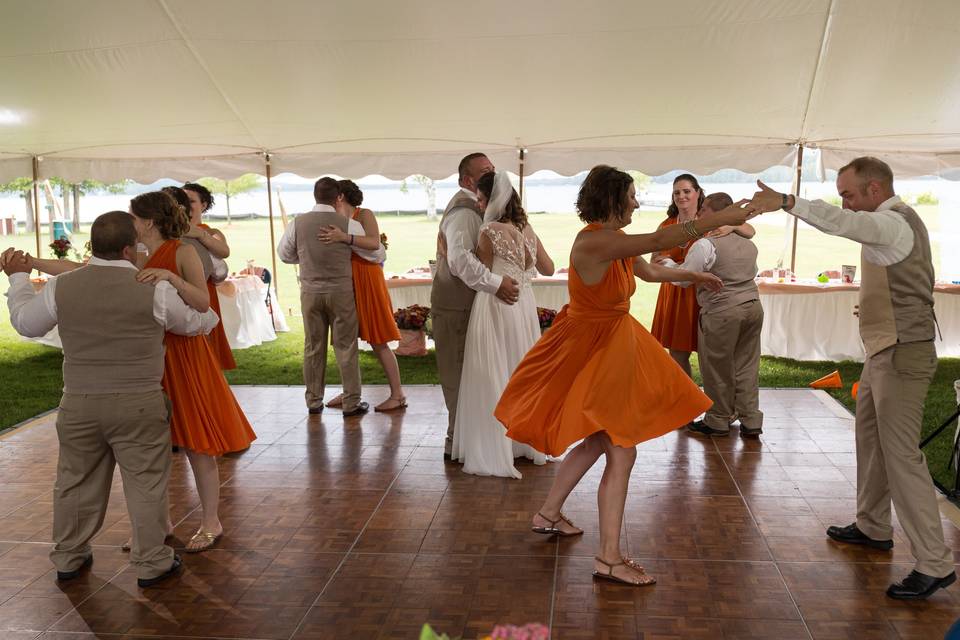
[6,273,59,337]
[210,256,229,284]
[789,198,914,266]
[442,208,503,294]
[154,281,220,336]
[660,240,716,289]
[277,220,299,264]
[348,219,387,264]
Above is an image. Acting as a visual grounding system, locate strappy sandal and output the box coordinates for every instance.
[531,512,583,537]
[325,394,344,409]
[622,556,644,572]
[375,396,408,413]
[186,530,222,554]
[593,557,656,586]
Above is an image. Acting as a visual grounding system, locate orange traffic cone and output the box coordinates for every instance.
[851,381,860,399]
[810,370,843,389]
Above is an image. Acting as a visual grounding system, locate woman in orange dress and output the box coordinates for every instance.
[495,166,752,586]
[319,179,406,412]
[650,174,755,379]
[181,182,237,370]
[132,191,256,553]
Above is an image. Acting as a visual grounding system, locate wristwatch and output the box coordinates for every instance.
[780,193,790,210]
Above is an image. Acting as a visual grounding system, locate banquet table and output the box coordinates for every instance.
[759,279,960,361]
[385,273,570,311]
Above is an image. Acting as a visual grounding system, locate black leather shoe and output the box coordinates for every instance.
[308,407,323,415]
[137,554,182,588]
[688,420,729,437]
[739,425,763,438]
[826,523,893,550]
[886,570,956,600]
[342,402,369,417]
[56,554,93,581]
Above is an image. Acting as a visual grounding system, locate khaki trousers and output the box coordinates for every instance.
[431,307,471,452]
[855,340,952,576]
[302,290,361,411]
[50,390,175,580]
[698,299,764,431]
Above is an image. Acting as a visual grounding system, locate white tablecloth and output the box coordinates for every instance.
[216,276,288,349]
[759,281,960,362]
[385,274,570,311]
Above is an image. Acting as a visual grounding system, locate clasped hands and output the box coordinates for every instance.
[1,248,31,276]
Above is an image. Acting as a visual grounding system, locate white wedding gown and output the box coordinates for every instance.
[451,223,546,478]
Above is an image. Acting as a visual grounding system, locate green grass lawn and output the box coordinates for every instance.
[2,208,957,487]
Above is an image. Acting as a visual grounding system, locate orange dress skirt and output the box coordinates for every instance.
[146,240,256,456]
[350,210,401,344]
[649,217,700,352]
[494,224,711,456]
[198,224,236,370]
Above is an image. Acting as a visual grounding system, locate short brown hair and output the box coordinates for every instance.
[313,177,340,205]
[130,191,189,240]
[183,182,214,212]
[458,153,488,181]
[703,192,733,212]
[338,179,364,207]
[838,156,894,192]
[90,211,138,259]
[576,165,634,224]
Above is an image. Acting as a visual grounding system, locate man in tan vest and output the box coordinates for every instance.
[278,177,383,416]
[751,157,955,600]
[659,193,764,438]
[3,211,219,588]
[431,153,521,459]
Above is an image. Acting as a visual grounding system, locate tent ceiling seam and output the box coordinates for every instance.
[798,0,836,141]
[154,0,265,152]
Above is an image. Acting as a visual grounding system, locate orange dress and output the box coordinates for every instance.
[649,217,700,352]
[494,224,711,456]
[198,223,237,370]
[350,209,401,344]
[146,240,256,455]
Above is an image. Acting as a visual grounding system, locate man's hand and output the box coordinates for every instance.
[693,272,724,292]
[749,181,793,214]
[1,249,30,276]
[495,276,520,305]
[853,304,860,318]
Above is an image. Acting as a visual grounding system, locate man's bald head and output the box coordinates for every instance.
[91,211,138,260]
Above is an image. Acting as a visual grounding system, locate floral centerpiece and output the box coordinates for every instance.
[537,307,557,332]
[49,238,72,259]
[420,623,549,640]
[394,304,430,356]
[379,232,389,250]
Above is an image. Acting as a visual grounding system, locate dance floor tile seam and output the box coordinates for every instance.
[0,386,957,639]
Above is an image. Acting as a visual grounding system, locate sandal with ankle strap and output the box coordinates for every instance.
[531,512,583,537]
[186,530,222,554]
[375,396,408,413]
[593,557,656,586]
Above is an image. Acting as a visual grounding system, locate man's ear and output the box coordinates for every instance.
[122,244,137,264]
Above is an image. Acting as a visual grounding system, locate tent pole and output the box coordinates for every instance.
[31,157,41,260]
[518,148,526,202]
[789,144,804,275]
[264,153,280,302]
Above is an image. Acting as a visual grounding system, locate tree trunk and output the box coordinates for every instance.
[225,193,232,225]
[23,189,34,233]
[62,184,72,230]
[72,185,81,233]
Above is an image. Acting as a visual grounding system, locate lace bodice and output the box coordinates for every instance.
[480,223,536,284]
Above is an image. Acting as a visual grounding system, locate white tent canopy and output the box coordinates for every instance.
[2,0,960,183]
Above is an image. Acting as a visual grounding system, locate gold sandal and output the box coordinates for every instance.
[375,396,407,413]
[531,512,583,537]
[186,530,222,554]
[593,557,656,586]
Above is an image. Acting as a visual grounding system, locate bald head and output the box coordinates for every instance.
[91,211,138,261]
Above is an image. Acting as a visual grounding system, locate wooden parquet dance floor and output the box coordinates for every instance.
[1,386,959,639]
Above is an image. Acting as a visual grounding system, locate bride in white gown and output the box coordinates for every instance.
[451,171,555,478]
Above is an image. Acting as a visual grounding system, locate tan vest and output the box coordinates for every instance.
[695,234,759,314]
[858,202,936,357]
[293,210,353,294]
[55,264,165,394]
[430,190,482,311]
[180,236,214,281]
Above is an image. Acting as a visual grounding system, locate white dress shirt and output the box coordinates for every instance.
[277,204,387,265]
[6,257,221,338]
[789,195,915,266]
[659,239,716,288]
[439,188,503,294]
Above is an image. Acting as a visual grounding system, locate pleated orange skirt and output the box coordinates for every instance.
[352,254,401,344]
[205,280,237,370]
